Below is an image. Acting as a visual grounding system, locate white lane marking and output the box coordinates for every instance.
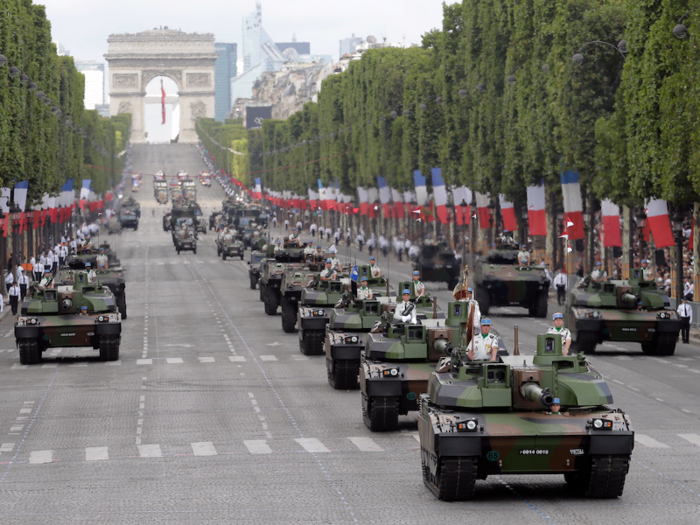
[688,369,700,374]
[673,363,689,368]
[9,426,23,432]
[295,438,330,453]
[137,359,153,365]
[635,434,670,448]
[0,443,15,452]
[166,358,183,364]
[348,437,383,452]
[410,433,421,443]
[19,408,31,414]
[4,329,13,338]
[191,442,217,456]
[612,379,625,385]
[29,450,53,464]
[678,434,700,446]
[681,409,693,414]
[678,357,694,361]
[244,440,272,454]
[198,357,215,363]
[628,386,639,392]
[229,356,246,362]
[293,355,310,361]
[259,355,278,361]
[86,447,109,461]
[138,444,162,458]
[11,364,27,370]
[105,361,122,366]
[655,398,665,402]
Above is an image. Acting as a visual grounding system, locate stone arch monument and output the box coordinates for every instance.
[105,29,217,143]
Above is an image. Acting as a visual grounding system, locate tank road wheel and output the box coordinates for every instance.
[476,286,490,315]
[249,275,258,290]
[280,298,297,333]
[117,293,127,320]
[99,335,120,361]
[18,339,41,365]
[363,395,399,431]
[575,331,598,354]
[434,457,478,502]
[327,359,359,390]
[264,294,278,315]
[259,283,266,302]
[584,455,630,498]
[653,332,677,357]
[300,330,324,355]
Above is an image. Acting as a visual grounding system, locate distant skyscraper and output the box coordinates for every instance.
[75,61,105,110]
[340,34,363,57]
[276,42,311,55]
[215,43,238,122]
[54,41,71,56]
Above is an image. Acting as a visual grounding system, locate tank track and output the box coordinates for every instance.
[584,454,630,498]
[422,452,477,501]
[642,332,677,357]
[99,335,121,362]
[280,298,297,333]
[326,358,359,390]
[362,395,399,431]
[18,339,41,365]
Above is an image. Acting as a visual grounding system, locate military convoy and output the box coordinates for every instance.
[412,243,460,289]
[216,229,244,260]
[474,246,550,317]
[154,180,168,204]
[419,332,633,501]
[566,269,681,355]
[16,270,122,364]
[118,197,140,230]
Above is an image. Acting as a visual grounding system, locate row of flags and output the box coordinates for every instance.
[249,169,681,249]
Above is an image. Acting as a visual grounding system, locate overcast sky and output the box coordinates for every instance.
[39,0,445,63]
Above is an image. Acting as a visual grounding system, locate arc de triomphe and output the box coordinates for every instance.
[105,29,217,143]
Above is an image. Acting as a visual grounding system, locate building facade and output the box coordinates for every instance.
[214,43,237,122]
[339,34,363,58]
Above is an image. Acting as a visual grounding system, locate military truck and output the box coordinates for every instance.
[361,301,492,431]
[173,227,197,254]
[162,212,172,232]
[566,270,681,355]
[412,243,460,289]
[248,250,268,289]
[63,246,127,319]
[216,230,244,260]
[474,247,550,318]
[259,239,306,315]
[154,180,168,205]
[118,197,141,230]
[16,270,122,364]
[326,283,445,390]
[418,332,633,501]
[182,179,197,202]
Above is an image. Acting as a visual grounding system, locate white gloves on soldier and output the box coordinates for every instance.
[402,315,411,322]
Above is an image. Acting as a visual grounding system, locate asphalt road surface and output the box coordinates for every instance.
[0,143,698,524]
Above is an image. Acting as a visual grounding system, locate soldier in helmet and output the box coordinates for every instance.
[394,289,417,324]
[369,256,381,278]
[328,247,343,272]
[517,245,531,266]
[548,398,562,415]
[319,259,337,282]
[356,276,373,300]
[641,259,653,281]
[591,261,607,282]
[412,270,425,298]
[547,312,572,355]
[466,319,499,361]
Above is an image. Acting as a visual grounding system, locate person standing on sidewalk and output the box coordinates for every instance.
[677,297,692,344]
[8,282,21,316]
[4,270,14,294]
[18,272,29,300]
[553,269,568,306]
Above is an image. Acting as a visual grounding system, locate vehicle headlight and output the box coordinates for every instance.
[382,368,399,378]
[590,418,612,430]
[456,419,478,432]
[657,312,670,319]
[313,309,325,317]
[345,335,359,344]
[17,317,39,327]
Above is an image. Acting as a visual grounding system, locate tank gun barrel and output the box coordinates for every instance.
[620,292,636,307]
[520,383,554,407]
[433,338,454,356]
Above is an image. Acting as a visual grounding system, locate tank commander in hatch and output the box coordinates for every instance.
[466,319,499,361]
[356,276,373,300]
[547,313,572,356]
[394,289,417,324]
[319,260,337,282]
[517,245,531,266]
[548,398,562,415]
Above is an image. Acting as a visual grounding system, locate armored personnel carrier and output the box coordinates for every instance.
[63,245,127,318]
[259,239,306,315]
[279,256,327,333]
[16,270,122,364]
[361,301,498,431]
[173,227,197,254]
[326,283,445,390]
[412,243,460,289]
[216,230,244,260]
[118,197,141,230]
[248,250,267,290]
[419,333,633,501]
[566,269,681,355]
[474,245,550,317]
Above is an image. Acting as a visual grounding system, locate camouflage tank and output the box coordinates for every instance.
[474,247,550,318]
[118,197,141,230]
[279,257,327,333]
[360,301,504,431]
[418,332,633,501]
[216,230,244,261]
[325,284,445,390]
[259,239,306,315]
[16,270,122,364]
[566,270,681,355]
[63,246,127,318]
[412,243,460,289]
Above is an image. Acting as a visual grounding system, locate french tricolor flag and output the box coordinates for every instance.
[451,186,472,226]
[414,170,428,206]
[526,184,547,236]
[645,198,675,248]
[601,199,622,247]
[317,180,327,210]
[13,181,28,211]
[391,188,404,219]
[367,187,379,218]
[475,192,490,230]
[80,179,91,200]
[498,194,518,232]
[560,169,584,240]
[358,187,369,216]
[431,168,449,224]
[377,177,392,217]
[252,178,262,200]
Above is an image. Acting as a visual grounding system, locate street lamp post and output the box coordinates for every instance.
[672,211,685,302]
